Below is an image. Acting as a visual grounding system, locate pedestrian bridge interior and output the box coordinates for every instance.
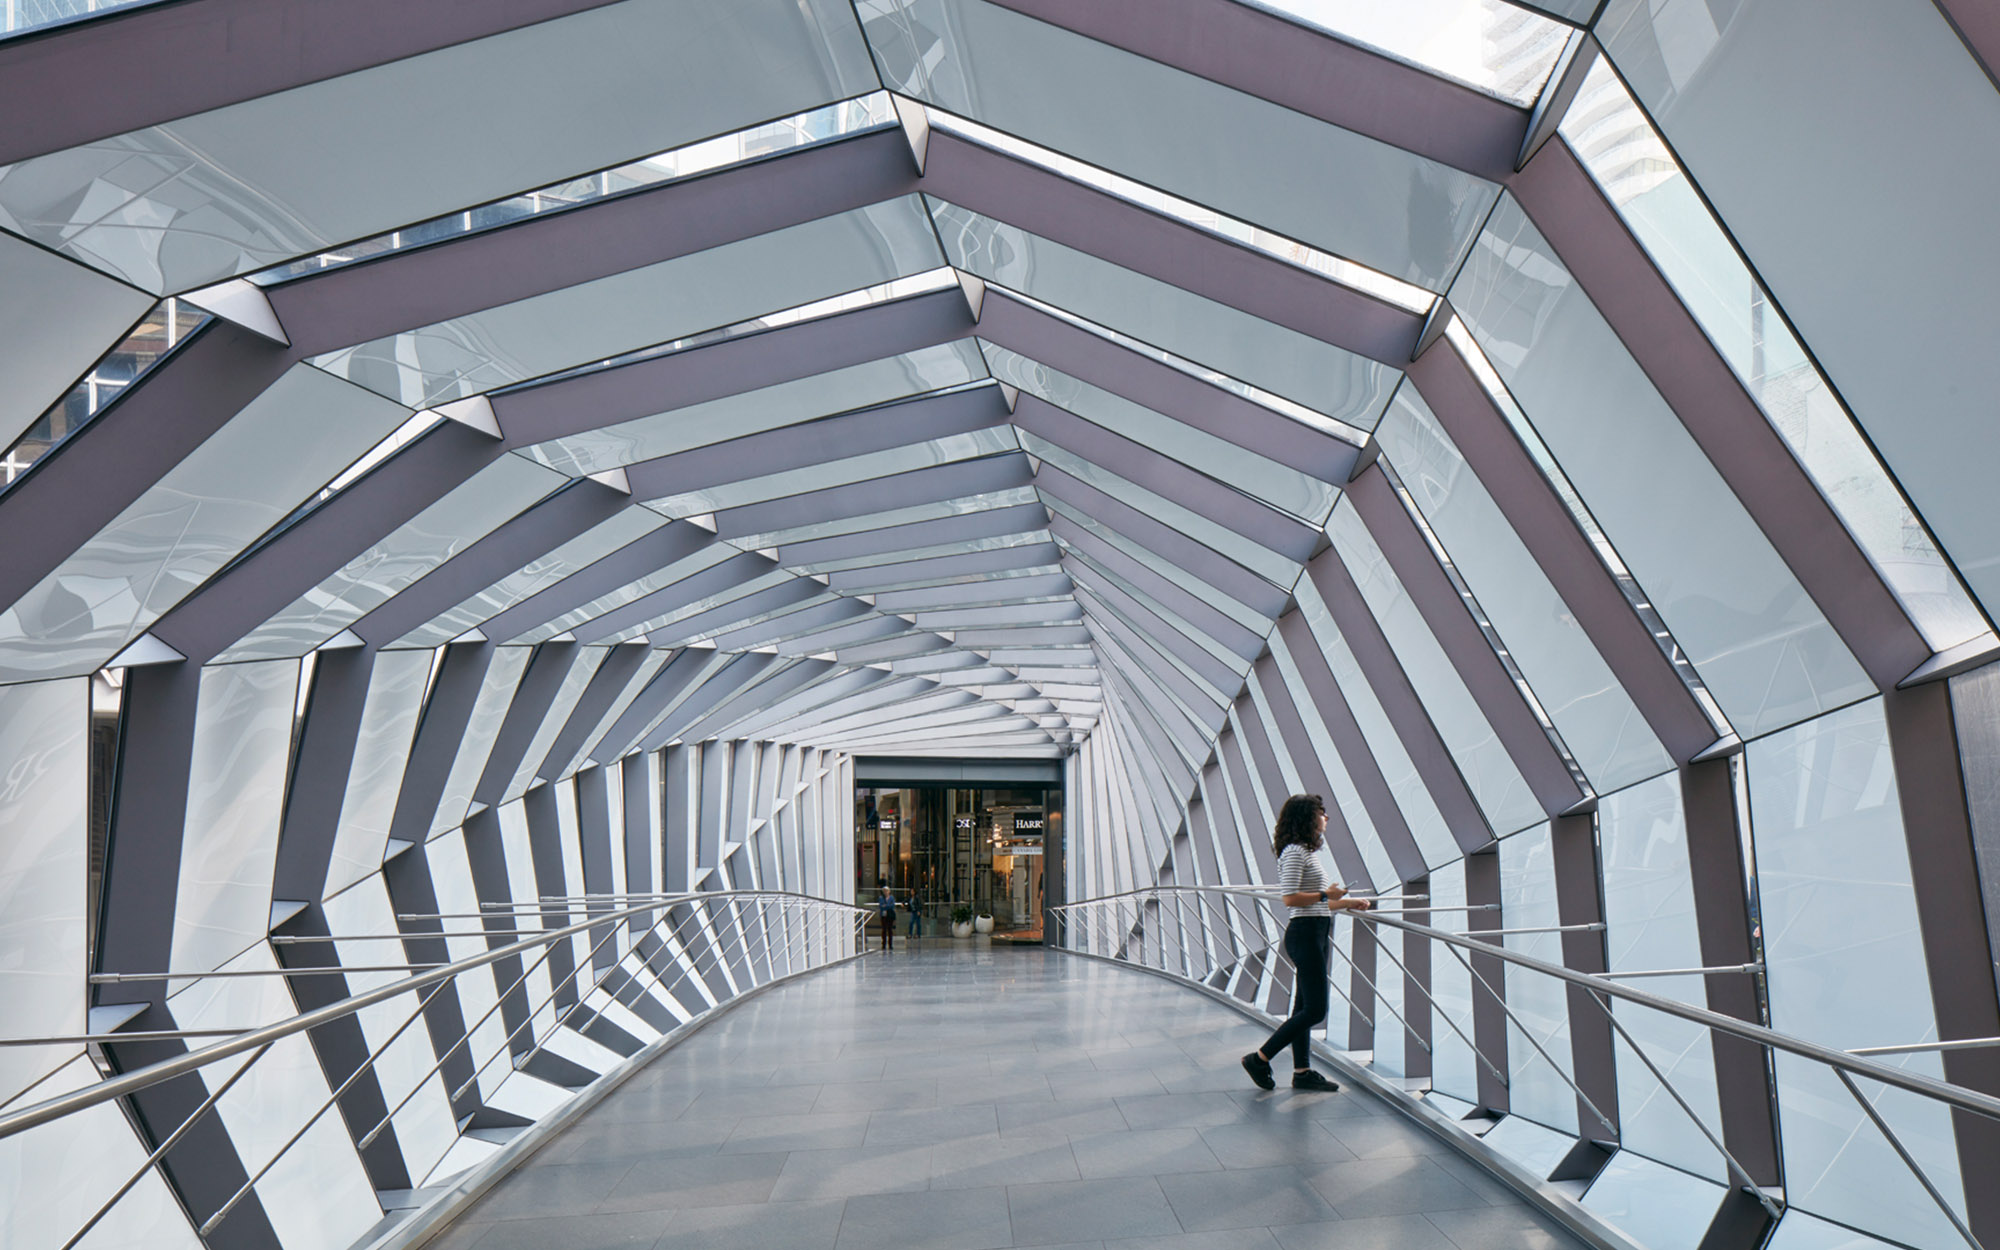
[2,2,2000,1250]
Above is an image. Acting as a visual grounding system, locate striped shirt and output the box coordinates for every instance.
[1277,843,1334,918]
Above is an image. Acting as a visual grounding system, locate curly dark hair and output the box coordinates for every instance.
[1273,794,1326,855]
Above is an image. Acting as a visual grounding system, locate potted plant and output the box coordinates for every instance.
[973,910,995,934]
[951,905,974,939]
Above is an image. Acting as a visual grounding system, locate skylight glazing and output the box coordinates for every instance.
[1558,59,1989,653]
[249,94,899,286]
[0,298,207,494]
[1244,0,1569,105]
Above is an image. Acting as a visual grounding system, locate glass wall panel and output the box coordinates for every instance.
[323,650,431,897]
[1595,0,2000,626]
[0,1055,203,1250]
[1294,573,1457,874]
[0,0,879,293]
[419,829,514,1098]
[1372,922,1409,1078]
[427,646,532,838]
[1328,498,1543,838]
[218,455,567,662]
[1749,697,1966,1247]
[857,0,1498,289]
[1597,772,1723,1179]
[1427,859,1479,1105]
[501,648,609,802]
[1497,822,1576,1133]
[313,198,944,409]
[1376,386,1672,792]
[0,677,86,1107]
[1449,195,1873,739]
[0,231,154,449]
[320,878,459,1186]
[172,946,379,1250]
[1580,1152,1725,1250]
[0,366,411,681]
[1765,1209,1917,1250]
[933,202,1399,433]
[1265,629,1395,895]
[1556,58,1984,652]
[171,660,300,978]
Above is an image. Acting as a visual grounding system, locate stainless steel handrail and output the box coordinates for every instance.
[1052,884,2000,1250]
[0,889,870,1142]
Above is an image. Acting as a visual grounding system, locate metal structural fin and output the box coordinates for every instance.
[1899,631,2000,688]
[318,629,365,651]
[1517,30,1599,172]
[268,900,310,930]
[87,1003,148,1035]
[956,269,987,321]
[588,467,632,495]
[1412,297,1454,362]
[107,633,185,669]
[181,278,289,346]
[891,93,930,174]
[434,395,502,439]
[997,381,1021,413]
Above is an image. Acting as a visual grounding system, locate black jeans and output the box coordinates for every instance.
[1261,916,1332,1068]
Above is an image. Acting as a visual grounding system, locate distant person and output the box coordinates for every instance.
[875,881,897,952]
[908,886,926,940]
[1242,794,1371,1093]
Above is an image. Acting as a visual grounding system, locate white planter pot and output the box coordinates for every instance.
[952,921,974,939]
[973,914,994,934]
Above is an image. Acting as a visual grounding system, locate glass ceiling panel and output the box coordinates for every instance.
[1375,384,1673,793]
[509,544,739,646]
[392,508,669,649]
[981,343,1338,524]
[726,486,1041,551]
[931,200,1401,432]
[312,197,944,409]
[643,426,1021,518]
[0,365,410,682]
[214,454,569,662]
[521,341,988,478]
[1041,493,1277,637]
[250,94,898,285]
[1264,629,1399,894]
[924,108,1433,313]
[0,0,879,293]
[0,0,167,40]
[856,0,1498,290]
[0,231,155,450]
[1243,0,1568,105]
[1450,195,1874,741]
[1558,58,1988,653]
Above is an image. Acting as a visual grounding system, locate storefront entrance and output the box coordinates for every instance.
[854,761,1063,942]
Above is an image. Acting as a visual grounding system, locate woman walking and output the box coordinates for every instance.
[1242,794,1371,1092]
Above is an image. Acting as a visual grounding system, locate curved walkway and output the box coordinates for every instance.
[428,945,1582,1250]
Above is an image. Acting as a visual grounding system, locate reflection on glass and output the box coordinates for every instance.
[858,783,1062,937]
[1244,0,1568,105]
[1449,199,1874,739]
[1328,496,1542,839]
[1748,697,1968,1246]
[1597,772,1723,1179]
[1497,821,1577,1133]
[0,298,207,495]
[1580,1151,1725,1250]
[1559,60,1986,652]
[251,95,898,285]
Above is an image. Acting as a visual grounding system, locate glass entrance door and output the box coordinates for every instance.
[857,783,1063,939]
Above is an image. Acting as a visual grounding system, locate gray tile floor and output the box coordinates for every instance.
[427,945,1585,1250]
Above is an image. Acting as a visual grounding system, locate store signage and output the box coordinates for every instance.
[955,817,973,829]
[1014,818,1044,830]
[878,819,897,830]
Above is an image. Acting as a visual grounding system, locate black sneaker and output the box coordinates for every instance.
[1292,1070,1340,1093]
[1242,1052,1275,1090]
